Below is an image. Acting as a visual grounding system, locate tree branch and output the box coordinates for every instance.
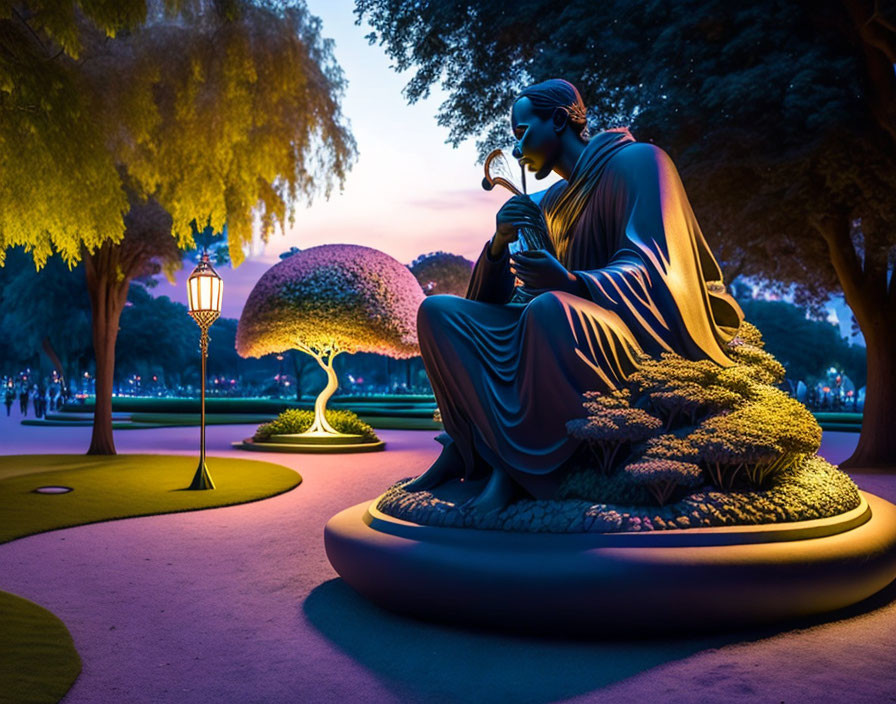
[11,7,50,55]
[866,0,896,60]
[811,212,870,319]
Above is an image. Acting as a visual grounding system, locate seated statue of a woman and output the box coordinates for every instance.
[403,78,744,514]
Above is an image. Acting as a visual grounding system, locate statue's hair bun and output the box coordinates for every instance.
[516,78,590,139]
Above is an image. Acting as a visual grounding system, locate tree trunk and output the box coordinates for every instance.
[839,313,896,470]
[817,214,896,469]
[305,349,341,435]
[84,245,131,455]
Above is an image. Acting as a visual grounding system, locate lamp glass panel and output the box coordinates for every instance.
[188,277,200,312]
[199,276,212,311]
[211,277,222,313]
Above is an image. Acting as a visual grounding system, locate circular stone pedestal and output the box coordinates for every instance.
[324,491,896,635]
[234,434,385,454]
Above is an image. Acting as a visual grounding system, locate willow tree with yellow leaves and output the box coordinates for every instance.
[236,244,425,436]
[0,0,356,453]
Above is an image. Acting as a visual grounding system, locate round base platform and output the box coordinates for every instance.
[233,438,385,454]
[324,491,896,635]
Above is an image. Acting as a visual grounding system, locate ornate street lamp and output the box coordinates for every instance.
[186,252,223,490]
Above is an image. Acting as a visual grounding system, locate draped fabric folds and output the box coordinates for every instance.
[417,130,745,500]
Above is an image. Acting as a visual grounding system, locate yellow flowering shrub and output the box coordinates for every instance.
[623,459,703,506]
[568,318,825,495]
[627,353,744,429]
[566,389,662,473]
[688,385,821,489]
[254,409,378,443]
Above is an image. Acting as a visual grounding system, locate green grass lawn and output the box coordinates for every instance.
[0,454,301,544]
[0,453,301,704]
[0,592,81,704]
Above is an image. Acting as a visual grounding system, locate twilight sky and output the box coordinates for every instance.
[151,0,560,319]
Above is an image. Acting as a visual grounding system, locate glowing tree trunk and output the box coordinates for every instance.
[299,344,343,435]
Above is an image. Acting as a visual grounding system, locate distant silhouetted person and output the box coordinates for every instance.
[18,383,28,416]
[32,385,43,418]
[4,384,13,416]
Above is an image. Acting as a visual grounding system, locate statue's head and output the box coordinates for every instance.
[511,79,589,180]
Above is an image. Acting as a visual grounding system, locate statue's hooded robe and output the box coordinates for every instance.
[416,129,744,499]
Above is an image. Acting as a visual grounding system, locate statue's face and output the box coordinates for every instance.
[511,97,561,180]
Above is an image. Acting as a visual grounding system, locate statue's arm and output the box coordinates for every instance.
[464,236,516,303]
[568,145,665,312]
[570,251,656,313]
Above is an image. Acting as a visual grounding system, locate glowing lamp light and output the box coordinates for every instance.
[187,253,224,321]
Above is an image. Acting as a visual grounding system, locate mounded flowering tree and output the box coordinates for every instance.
[236,244,426,436]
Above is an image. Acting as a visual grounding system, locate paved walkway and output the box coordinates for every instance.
[1,410,895,703]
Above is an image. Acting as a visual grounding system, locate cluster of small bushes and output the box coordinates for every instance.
[380,453,860,533]
[254,408,379,443]
[565,321,823,506]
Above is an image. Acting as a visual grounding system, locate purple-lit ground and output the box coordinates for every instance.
[1,412,894,704]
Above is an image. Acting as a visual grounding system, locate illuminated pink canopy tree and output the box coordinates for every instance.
[236,244,425,435]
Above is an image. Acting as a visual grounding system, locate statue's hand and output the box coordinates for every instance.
[509,249,578,294]
[494,195,546,254]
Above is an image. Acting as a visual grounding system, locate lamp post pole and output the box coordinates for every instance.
[186,251,223,491]
[189,317,215,490]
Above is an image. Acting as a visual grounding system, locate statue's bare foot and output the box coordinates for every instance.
[463,465,516,515]
[402,437,464,492]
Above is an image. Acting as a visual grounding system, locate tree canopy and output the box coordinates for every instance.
[0,247,92,375]
[116,284,195,383]
[2,0,357,268]
[236,244,425,359]
[408,251,474,296]
[736,297,866,388]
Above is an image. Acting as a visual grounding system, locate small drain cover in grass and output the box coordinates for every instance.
[33,486,74,495]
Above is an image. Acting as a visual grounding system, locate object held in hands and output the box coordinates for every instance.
[482,149,526,197]
[482,149,555,302]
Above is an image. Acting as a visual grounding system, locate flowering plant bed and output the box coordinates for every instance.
[376,454,859,532]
